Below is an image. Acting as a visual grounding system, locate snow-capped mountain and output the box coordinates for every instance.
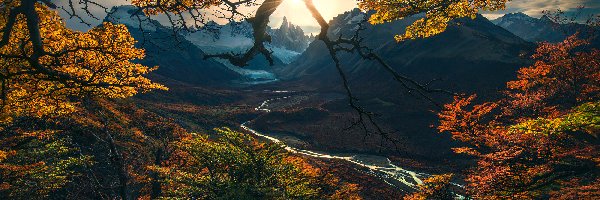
[270,17,312,52]
[104,6,243,86]
[105,5,308,85]
[270,9,535,159]
[184,18,312,65]
[184,21,255,56]
[491,12,596,43]
[280,8,532,84]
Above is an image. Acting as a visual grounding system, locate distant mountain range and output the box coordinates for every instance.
[278,9,532,92]
[261,9,536,158]
[104,6,596,89]
[104,5,313,86]
[491,12,598,43]
[183,17,313,66]
[105,6,242,86]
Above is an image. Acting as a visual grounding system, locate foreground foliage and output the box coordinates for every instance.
[432,35,600,199]
[403,174,456,200]
[152,128,361,199]
[0,1,166,126]
[0,0,525,199]
[0,1,166,199]
[359,0,508,41]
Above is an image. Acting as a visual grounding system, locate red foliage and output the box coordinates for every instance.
[505,34,600,117]
[435,35,600,199]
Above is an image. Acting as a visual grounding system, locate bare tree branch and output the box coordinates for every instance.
[204,0,283,67]
[302,0,456,148]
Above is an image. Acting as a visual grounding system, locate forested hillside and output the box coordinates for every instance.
[0,0,598,199]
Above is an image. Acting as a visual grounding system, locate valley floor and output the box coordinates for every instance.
[135,85,470,198]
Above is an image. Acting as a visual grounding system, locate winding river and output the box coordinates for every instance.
[240,91,431,192]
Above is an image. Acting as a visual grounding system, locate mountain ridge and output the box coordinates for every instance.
[491,12,598,43]
[256,9,537,159]
[104,5,243,86]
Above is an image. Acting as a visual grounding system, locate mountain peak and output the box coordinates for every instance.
[105,5,160,31]
[501,12,535,21]
[507,12,529,17]
[539,15,554,22]
[279,16,292,30]
[272,17,311,52]
[492,11,588,43]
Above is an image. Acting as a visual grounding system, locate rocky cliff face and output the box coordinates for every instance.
[270,17,312,52]
[184,17,312,66]
[104,7,317,85]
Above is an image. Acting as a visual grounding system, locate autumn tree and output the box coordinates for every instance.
[151,128,361,199]
[435,35,600,199]
[0,0,166,126]
[0,0,520,199]
[0,129,92,199]
[0,0,165,198]
[403,174,456,200]
[359,0,509,41]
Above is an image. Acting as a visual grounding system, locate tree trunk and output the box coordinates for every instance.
[106,131,129,200]
[150,148,163,199]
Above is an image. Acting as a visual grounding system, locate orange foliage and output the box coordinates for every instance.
[505,34,600,117]
[0,2,166,126]
[435,35,600,199]
[404,174,455,200]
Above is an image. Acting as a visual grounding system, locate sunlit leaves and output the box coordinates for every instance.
[433,35,600,198]
[358,0,509,41]
[151,128,360,199]
[0,134,92,199]
[0,2,168,198]
[404,173,455,200]
[0,2,166,127]
[505,34,600,117]
[511,102,600,136]
[437,95,498,147]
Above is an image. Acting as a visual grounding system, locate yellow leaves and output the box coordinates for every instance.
[404,173,454,200]
[359,0,509,41]
[154,128,359,199]
[510,101,600,136]
[451,147,481,156]
[0,150,15,162]
[0,2,166,126]
[330,183,362,200]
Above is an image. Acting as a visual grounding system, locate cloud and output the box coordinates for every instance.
[481,0,600,18]
[59,0,598,32]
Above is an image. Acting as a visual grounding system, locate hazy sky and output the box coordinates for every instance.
[58,0,600,34]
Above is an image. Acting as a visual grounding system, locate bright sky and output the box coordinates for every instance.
[269,0,357,34]
[58,0,600,34]
[57,0,357,34]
